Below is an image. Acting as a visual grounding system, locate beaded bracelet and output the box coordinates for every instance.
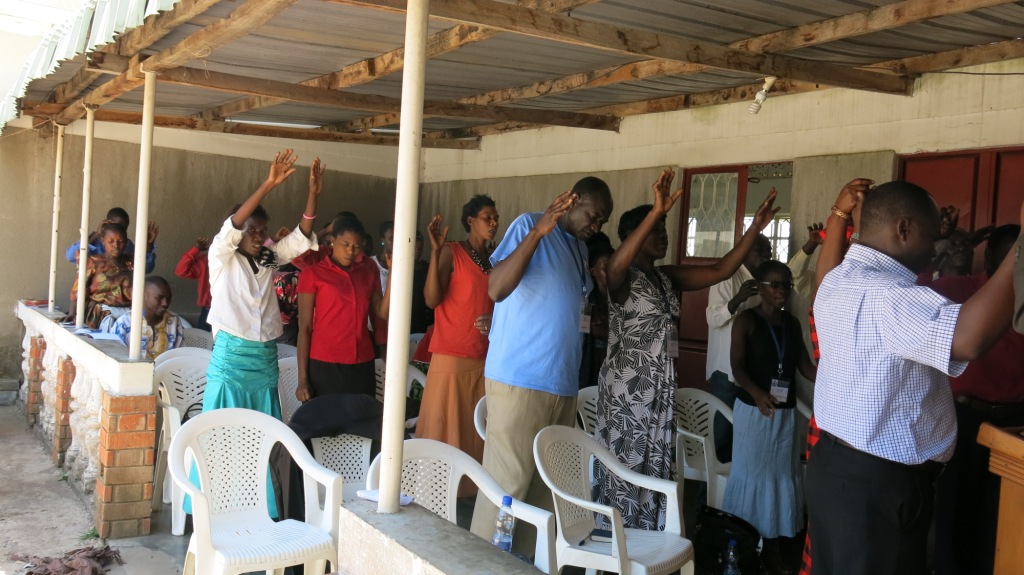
[830,205,852,221]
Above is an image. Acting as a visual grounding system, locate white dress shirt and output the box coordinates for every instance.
[814,244,966,464]
[207,217,317,342]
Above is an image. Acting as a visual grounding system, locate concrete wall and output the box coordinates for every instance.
[0,126,396,377]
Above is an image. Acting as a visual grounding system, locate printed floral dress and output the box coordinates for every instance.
[594,266,678,530]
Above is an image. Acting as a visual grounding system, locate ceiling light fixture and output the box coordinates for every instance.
[748,77,777,115]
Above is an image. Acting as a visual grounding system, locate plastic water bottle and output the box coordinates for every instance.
[722,539,742,575]
[491,495,515,552]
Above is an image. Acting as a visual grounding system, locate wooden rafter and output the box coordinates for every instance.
[55,0,300,125]
[323,0,911,95]
[21,102,478,150]
[158,67,619,131]
[200,0,600,120]
[731,0,1017,54]
[866,38,1024,76]
[336,60,706,132]
[51,0,224,104]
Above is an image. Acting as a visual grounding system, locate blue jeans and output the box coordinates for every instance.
[709,371,736,464]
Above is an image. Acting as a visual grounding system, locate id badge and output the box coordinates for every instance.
[769,378,790,403]
[666,323,679,358]
[580,299,592,334]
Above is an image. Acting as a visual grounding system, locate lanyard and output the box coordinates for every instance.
[764,317,787,377]
[560,228,587,295]
[641,267,678,321]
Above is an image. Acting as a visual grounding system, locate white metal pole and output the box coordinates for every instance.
[75,108,96,328]
[378,0,429,514]
[128,71,156,360]
[47,125,66,313]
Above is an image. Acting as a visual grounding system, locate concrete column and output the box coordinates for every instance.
[378,0,429,514]
[75,107,96,328]
[48,125,65,313]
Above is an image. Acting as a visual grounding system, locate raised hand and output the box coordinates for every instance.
[427,214,449,253]
[147,222,160,245]
[939,205,960,239]
[835,178,873,216]
[195,236,210,251]
[750,188,781,232]
[267,149,298,186]
[535,190,577,236]
[802,222,825,255]
[272,227,291,242]
[651,168,684,216]
[308,157,325,197]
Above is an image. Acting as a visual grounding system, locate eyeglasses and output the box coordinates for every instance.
[759,281,794,289]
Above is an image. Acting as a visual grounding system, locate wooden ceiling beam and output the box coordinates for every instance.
[201,0,600,120]
[425,79,827,140]
[21,102,479,150]
[867,38,1024,76]
[55,0,300,125]
[158,66,620,131]
[336,60,704,132]
[324,0,911,95]
[731,0,1016,54]
[51,0,224,105]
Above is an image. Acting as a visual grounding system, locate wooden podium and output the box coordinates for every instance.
[977,423,1024,574]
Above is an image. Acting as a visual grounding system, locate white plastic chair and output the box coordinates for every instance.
[311,433,373,501]
[366,438,557,575]
[533,425,694,575]
[674,387,733,509]
[277,357,301,425]
[181,328,214,350]
[153,346,212,366]
[276,343,297,359]
[151,356,209,536]
[474,395,487,441]
[168,408,341,575]
[373,359,427,404]
[576,385,599,434]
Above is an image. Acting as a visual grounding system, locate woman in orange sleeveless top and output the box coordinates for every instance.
[415,196,499,466]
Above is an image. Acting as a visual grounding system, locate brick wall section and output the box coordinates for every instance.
[52,357,75,465]
[25,336,46,424]
[96,392,156,539]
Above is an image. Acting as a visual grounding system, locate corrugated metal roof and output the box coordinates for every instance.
[8,0,1024,140]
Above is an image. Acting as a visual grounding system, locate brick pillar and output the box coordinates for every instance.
[96,393,156,539]
[52,358,75,465]
[25,336,46,425]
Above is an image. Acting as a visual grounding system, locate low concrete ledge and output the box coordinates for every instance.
[337,499,540,575]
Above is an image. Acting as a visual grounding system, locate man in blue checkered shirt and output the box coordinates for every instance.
[806,180,1021,575]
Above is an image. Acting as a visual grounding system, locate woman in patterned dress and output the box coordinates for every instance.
[594,169,778,530]
[68,222,134,330]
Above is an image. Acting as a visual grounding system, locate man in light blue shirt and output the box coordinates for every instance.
[470,177,612,552]
[808,181,1020,574]
[66,207,158,273]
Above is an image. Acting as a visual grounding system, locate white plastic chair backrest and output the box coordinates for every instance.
[153,346,211,367]
[408,332,425,362]
[366,438,557,574]
[576,386,599,434]
[532,425,604,545]
[473,395,487,441]
[374,359,386,402]
[167,408,337,537]
[311,433,373,500]
[181,328,214,350]
[153,356,208,418]
[276,343,297,359]
[277,357,301,424]
[406,364,427,398]
[674,387,733,474]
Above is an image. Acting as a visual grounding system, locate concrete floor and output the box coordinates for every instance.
[0,405,187,575]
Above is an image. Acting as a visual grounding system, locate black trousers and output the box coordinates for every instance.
[932,399,1024,575]
[806,432,943,575]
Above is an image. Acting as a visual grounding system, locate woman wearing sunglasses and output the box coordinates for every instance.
[723,259,817,574]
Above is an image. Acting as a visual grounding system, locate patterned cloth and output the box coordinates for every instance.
[70,255,134,329]
[112,312,184,360]
[274,271,300,325]
[594,267,678,531]
[814,244,966,464]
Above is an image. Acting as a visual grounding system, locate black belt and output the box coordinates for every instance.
[823,431,945,479]
[956,395,1024,418]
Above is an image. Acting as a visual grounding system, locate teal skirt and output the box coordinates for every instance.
[184,331,281,518]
